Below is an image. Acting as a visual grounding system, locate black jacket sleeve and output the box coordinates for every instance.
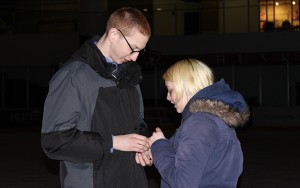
[41,128,111,162]
[41,63,112,163]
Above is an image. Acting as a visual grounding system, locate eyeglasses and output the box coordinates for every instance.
[117,29,145,54]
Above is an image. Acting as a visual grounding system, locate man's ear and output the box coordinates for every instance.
[107,28,119,43]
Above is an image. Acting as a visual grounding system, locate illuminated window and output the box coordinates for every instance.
[260,0,299,31]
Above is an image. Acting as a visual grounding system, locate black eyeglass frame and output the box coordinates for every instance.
[116,29,145,54]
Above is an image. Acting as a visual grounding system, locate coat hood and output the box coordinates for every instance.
[182,79,250,127]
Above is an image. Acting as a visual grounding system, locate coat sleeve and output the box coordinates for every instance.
[151,115,218,188]
[41,66,112,163]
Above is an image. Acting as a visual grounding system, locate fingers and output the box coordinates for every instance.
[133,135,150,152]
[145,149,152,160]
[134,143,149,153]
[138,153,146,166]
[113,134,150,152]
[144,151,153,166]
[135,153,141,164]
[149,127,166,147]
[136,152,153,166]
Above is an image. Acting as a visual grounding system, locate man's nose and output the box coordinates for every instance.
[130,52,139,62]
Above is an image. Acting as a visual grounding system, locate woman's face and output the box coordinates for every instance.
[165,81,189,113]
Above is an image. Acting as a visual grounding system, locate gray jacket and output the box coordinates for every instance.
[41,36,149,188]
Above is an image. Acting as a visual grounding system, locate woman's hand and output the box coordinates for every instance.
[149,127,165,146]
[135,151,153,166]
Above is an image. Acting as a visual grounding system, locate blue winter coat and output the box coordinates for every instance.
[151,79,250,188]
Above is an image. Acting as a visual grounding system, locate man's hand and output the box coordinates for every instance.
[113,134,149,152]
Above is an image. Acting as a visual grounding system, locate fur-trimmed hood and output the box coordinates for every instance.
[189,99,249,127]
[182,79,250,128]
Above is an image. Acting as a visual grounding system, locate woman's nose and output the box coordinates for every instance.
[166,93,171,102]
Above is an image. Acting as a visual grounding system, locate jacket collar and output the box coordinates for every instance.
[66,36,143,89]
[181,79,250,127]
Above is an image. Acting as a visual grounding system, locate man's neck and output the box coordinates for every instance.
[96,34,112,62]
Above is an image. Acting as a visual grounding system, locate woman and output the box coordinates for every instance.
[149,59,250,188]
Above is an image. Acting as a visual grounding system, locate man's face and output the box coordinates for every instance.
[111,29,149,64]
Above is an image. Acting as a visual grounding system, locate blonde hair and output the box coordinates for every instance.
[106,7,151,37]
[163,59,214,103]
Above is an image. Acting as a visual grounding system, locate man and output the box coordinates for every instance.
[41,7,152,188]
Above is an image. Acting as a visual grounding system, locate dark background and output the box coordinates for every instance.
[1,1,300,187]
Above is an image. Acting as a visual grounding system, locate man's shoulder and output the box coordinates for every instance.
[50,60,96,84]
[60,60,90,72]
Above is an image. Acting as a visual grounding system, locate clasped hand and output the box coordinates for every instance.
[113,128,165,166]
[135,127,166,166]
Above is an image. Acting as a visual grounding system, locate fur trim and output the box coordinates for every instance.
[189,99,250,128]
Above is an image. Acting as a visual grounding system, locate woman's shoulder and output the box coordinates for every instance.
[183,112,229,133]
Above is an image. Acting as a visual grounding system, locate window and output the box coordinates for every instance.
[260,0,299,31]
